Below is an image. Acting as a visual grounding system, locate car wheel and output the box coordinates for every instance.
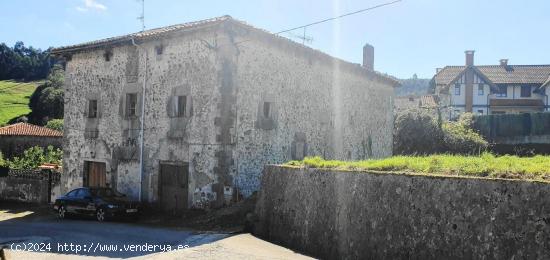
[96,208,106,222]
[58,205,66,219]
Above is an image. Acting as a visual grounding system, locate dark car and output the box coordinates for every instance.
[53,187,140,222]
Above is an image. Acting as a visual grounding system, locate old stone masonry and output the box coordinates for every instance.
[52,16,398,210]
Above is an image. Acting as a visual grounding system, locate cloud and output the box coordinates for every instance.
[76,0,107,12]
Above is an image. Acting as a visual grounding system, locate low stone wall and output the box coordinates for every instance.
[0,169,60,204]
[254,166,550,259]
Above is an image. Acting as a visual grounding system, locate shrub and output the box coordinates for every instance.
[394,110,488,155]
[45,118,63,132]
[393,109,443,155]
[5,145,62,169]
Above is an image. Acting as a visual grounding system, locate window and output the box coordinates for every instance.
[76,188,91,199]
[88,100,98,118]
[263,102,271,118]
[478,84,484,95]
[477,109,484,115]
[408,97,414,102]
[176,95,187,117]
[104,50,112,62]
[495,85,507,97]
[66,189,79,198]
[126,93,138,117]
[521,85,531,97]
[155,45,163,55]
[455,84,460,96]
[454,84,461,95]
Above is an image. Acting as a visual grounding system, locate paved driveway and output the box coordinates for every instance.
[0,206,311,259]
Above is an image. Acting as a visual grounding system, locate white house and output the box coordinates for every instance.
[432,51,550,119]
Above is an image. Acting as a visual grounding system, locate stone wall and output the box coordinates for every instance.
[0,136,62,159]
[61,18,396,207]
[0,169,56,204]
[254,166,550,259]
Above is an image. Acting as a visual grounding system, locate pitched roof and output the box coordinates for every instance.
[51,16,399,87]
[434,65,550,86]
[51,16,231,54]
[0,123,63,137]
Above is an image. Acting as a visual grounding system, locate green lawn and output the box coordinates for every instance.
[0,80,42,126]
[285,154,550,181]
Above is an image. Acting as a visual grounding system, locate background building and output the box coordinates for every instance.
[432,51,550,119]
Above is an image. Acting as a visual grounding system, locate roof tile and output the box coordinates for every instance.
[0,123,63,137]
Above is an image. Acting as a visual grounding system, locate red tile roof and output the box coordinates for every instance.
[0,123,63,137]
[434,65,550,86]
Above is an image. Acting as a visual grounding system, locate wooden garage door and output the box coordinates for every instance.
[85,161,106,187]
[160,163,188,212]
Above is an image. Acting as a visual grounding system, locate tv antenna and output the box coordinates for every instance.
[137,0,145,31]
[286,27,313,45]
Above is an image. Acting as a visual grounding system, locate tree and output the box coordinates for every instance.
[45,119,63,132]
[0,42,52,80]
[28,64,64,125]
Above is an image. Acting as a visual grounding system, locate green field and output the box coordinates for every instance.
[0,80,41,126]
[286,154,550,181]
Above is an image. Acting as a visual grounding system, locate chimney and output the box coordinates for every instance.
[500,59,508,66]
[465,50,475,67]
[363,43,374,71]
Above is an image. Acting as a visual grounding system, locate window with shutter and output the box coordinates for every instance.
[177,96,187,117]
[126,93,137,117]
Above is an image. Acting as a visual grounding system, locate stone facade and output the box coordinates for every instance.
[54,16,397,208]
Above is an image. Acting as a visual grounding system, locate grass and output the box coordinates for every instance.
[0,80,42,126]
[285,154,550,181]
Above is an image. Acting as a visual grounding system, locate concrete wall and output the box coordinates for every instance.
[0,136,62,159]
[61,19,395,207]
[255,166,550,259]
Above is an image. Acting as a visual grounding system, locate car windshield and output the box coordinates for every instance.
[90,188,124,198]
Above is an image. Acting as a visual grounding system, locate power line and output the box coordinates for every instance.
[234,0,403,46]
[274,0,402,36]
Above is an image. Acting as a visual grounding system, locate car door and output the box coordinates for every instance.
[77,188,96,215]
[74,188,94,215]
[64,189,79,214]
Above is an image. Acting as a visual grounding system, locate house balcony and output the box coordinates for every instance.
[489,98,545,108]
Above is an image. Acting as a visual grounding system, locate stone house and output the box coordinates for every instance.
[0,123,63,158]
[432,51,550,120]
[51,16,398,210]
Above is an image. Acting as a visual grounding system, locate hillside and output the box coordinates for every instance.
[0,80,41,126]
[395,75,431,97]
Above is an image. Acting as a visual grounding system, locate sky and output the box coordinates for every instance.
[1,0,550,79]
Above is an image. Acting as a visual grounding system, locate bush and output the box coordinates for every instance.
[394,110,488,155]
[393,109,443,155]
[45,119,63,132]
[5,145,62,169]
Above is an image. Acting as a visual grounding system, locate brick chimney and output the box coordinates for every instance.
[465,50,475,67]
[500,59,508,66]
[363,43,374,71]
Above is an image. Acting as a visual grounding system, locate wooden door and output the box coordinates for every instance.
[85,161,106,187]
[159,163,188,212]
